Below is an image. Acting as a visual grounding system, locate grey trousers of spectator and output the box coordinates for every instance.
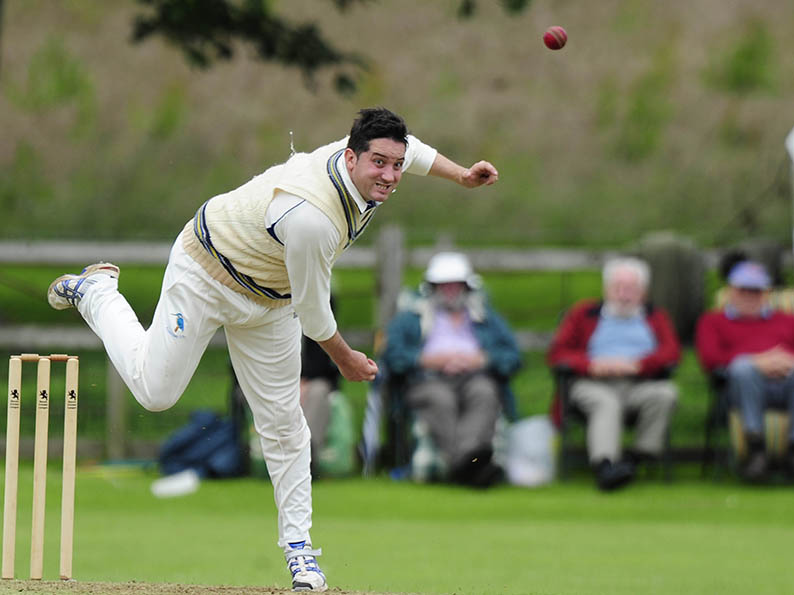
[727,356,794,441]
[300,378,333,457]
[570,378,678,463]
[406,372,501,469]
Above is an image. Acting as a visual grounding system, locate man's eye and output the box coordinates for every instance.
[374,159,384,165]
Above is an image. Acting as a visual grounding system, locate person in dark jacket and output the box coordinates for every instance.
[548,257,680,491]
[383,251,521,487]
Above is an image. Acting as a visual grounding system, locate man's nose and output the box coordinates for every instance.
[382,168,400,183]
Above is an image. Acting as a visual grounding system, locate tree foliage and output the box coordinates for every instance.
[131,0,532,94]
[458,0,531,18]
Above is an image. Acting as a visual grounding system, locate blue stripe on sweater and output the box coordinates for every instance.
[326,150,377,247]
[192,201,291,300]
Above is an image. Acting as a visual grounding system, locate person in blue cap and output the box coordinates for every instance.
[696,260,794,481]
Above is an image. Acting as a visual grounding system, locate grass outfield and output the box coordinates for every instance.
[1,465,793,594]
[0,264,723,448]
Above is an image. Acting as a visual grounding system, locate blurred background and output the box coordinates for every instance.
[2,0,792,246]
[1,0,793,465]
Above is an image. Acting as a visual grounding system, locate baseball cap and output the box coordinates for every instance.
[727,261,770,290]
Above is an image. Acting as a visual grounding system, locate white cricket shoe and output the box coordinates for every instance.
[47,262,120,310]
[285,541,327,592]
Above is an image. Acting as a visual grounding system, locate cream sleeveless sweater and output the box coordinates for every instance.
[182,139,373,308]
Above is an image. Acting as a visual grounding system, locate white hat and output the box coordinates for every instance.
[424,252,476,286]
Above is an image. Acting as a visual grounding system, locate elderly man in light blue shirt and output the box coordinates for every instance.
[548,257,681,491]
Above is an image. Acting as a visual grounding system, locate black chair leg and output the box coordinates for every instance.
[558,427,569,480]
[702,412,717,478]
[663,435,673,483]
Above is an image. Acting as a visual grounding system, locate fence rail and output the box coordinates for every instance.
[0,235,785,460]
[0,240,730,269]
[0,324,550,461]
[0,325,551,353]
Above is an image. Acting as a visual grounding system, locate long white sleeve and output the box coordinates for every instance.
[266,134,436,340]
[271,194,340,341]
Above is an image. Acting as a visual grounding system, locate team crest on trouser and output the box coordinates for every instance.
[168,312,185,338]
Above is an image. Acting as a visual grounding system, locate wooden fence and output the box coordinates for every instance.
[0,231,768,459]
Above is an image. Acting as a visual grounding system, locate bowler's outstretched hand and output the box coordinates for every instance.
[428,154,499,188]
[461,161,499,187]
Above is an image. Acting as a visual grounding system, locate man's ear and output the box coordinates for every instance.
[344,147,357,172]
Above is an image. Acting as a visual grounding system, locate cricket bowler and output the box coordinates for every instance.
[47,107,498,591]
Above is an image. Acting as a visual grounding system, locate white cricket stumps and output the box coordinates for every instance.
[2,354,79,581]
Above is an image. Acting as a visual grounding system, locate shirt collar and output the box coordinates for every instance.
[335,152,378,214]
[601,302,643,320]
[724,304,773,320]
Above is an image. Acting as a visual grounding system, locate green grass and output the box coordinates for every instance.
[0,349,235,443]
[0,265,599,331]
[0,334,715,452]
[0,264,722,450]
[2,464,794,594]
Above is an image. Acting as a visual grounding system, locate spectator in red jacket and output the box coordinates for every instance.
[548,257,680,491]
[695,260,794,481]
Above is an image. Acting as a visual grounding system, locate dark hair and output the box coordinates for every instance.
[719,249,749,282]
[347,107,408,155]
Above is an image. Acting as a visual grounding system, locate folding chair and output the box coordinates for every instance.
[702,367,790,478]
[701,368,731,477]
[373,365,517,482]
[553,364,674,481]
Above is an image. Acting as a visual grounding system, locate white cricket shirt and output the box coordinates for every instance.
[265,135,437,342]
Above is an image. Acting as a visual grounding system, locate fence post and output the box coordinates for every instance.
[105,358,127,460]
[375,225,405,343]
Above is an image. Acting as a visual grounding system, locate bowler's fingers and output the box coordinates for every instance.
[464,161,499,186]
[365,358,378,381]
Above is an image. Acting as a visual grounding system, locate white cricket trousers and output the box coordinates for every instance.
[77,234,313,549]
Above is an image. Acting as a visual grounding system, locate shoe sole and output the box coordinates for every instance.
[292,584,327,592]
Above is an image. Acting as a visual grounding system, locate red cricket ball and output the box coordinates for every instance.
[543,26,567,50]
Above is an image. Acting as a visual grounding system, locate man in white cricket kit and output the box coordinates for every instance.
[47,107,498,592]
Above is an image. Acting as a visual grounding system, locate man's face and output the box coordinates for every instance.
[729,286,768,318]
[604,268,645,316]
[344,138,406,203]
[433,281,467,311]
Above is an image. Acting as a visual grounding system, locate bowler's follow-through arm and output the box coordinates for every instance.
[319,151,499,383]
[429,155,499,187]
